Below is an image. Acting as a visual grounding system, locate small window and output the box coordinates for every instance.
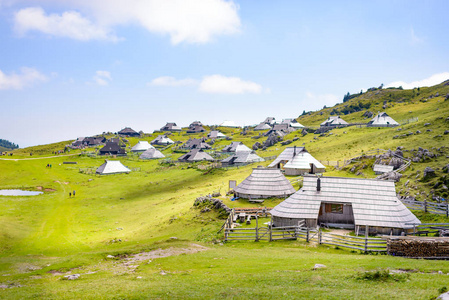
[331,204,343,214]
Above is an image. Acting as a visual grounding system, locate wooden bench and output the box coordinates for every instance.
[249,199,264,203]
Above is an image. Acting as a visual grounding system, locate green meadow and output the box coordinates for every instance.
[1,83,449,299]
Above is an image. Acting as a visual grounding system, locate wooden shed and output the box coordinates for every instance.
[270,175,420,235]
[234,167,296,199]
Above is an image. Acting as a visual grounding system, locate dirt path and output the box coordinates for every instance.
[0,153,80,161]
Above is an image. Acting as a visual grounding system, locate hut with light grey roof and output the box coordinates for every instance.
[221,151,264,166]
[367,112,399,127]
[268,146,324,175]
[373,164,394,175]
[234,167,296,199]
[270,175,420,235]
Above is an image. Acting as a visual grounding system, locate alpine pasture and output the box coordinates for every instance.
[1,83,449,299]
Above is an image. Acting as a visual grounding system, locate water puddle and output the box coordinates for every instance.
[0,189,43,196]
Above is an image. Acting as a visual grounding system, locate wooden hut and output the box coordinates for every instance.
[186,125,206,133]
[118,127,140,137]
[139,148,165,159]
[178,149,214,162]
[221,151,264,166]
[160,122,182,132]
[270,175,420,235]
[151,135,174,146]
[320,116,348,127]
[96,160,131,175]
[99,142,126,156]
[268,146,324,175]
[181,138,211,150]
[254,123,272,131]
[367,112,399,127]
[131,141,154,152]
[373,164,394,175]
[222,142,251,153]
[207,131,226,139]
[234,167,296,199]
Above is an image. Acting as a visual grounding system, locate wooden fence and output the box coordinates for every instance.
[401,198,449,216]
[223,210,387,252]
[406,223,449,236]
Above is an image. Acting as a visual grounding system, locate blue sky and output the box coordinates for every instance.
[1,0,448,147]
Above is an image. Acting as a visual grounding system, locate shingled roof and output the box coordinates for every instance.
[270,175,420,229]
[139,148,165,159]
[131,141,154,152]
[151,135,174,145]
[368,112,399,127]
[118,127,140,136]
[178,149,214,162]
[222,142,251,152]
[320,116,348,127]
[221,151,264,165]
[96,160,131,175]
[234,168,296,199]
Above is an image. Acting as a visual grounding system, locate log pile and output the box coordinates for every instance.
[386,237,449,258]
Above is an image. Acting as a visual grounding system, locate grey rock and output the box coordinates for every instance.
[423,167,436,178]
[437,291,449,300]
[64,274,80,280]
[386,171,402,182]
[416,130,421,134]
[424,123,431,126]
[313,264,327,270]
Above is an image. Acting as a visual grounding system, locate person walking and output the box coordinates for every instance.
[69,192,71,198]
[73,190,76,197]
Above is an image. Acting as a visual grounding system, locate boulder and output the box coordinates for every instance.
[363,111,374,118]
[423,167,436,179]
[386,171,402,182]
[313,264,327,270]
[64,274,80,280]
[424,123,431,126]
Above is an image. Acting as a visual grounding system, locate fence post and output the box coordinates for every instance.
[318,227,322,245]
[446,201,449,218]
[255,214,259,242]
[424,200,427,213]
[306,227,310,242]
[413,224,416,236]
[365,225,369,253]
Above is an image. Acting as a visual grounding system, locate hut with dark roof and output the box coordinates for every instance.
[234,167,296,199]
[270,175,420,235]
[118,127,140,137]
[99,142,126,156]
[181,138,211,150]
[186,125,206,133]
[160,122,182,132]
[178,149,214,162]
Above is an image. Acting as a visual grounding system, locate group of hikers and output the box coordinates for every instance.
[69,191,76,197]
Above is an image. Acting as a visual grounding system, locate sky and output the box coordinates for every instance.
[1,0,449,147]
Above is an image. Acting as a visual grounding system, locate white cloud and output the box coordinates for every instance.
[199,75,263,94]
[93,70,112,86]
[14,7,120,41]
[385,72,449,89]
[13,0,241,44]
[0,67,47,90]
[148,74,265,94]
[149,76,198,87]
[305,92,339,108]
[410,27,423,45]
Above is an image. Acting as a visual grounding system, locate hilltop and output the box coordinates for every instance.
[0,81,449,299]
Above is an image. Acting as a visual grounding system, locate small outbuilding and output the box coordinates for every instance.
[160,122,182,132]
[96,160,131,175]
[151,135,174,146]
[181,138,211,150]
[373,164,394,175]
[281,118,304,129]
[254,123,272,131]
[270,175,420,235]
[131,141,154,152]
[268,146,324,175]
[221,151,264,166]
[99,142,126,156]
[222,142,252,153]
[187,125,206,133]
[233,167,296,199]
[367,112,399,127]
[320,116,348,127]
[139,148,165,160]
[207,131,226,139]
[118,127,140,137]
[178,149,214,162]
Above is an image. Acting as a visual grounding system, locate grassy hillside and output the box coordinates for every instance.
[1,82,449,299]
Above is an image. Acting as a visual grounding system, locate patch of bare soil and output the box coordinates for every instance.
[110,244,208,275]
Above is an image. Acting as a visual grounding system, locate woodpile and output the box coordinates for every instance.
[386,237,449,258]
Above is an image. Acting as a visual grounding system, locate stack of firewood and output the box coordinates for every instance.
[386,237,449,257]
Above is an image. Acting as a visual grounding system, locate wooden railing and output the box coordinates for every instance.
[223,211,387,252]
[401,198,449,216]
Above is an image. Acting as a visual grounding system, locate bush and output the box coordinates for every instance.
[355,269,409,282]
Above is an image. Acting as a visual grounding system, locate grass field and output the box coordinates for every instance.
[1,83,449,299]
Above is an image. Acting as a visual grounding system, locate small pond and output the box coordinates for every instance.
[0,189,43,196]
